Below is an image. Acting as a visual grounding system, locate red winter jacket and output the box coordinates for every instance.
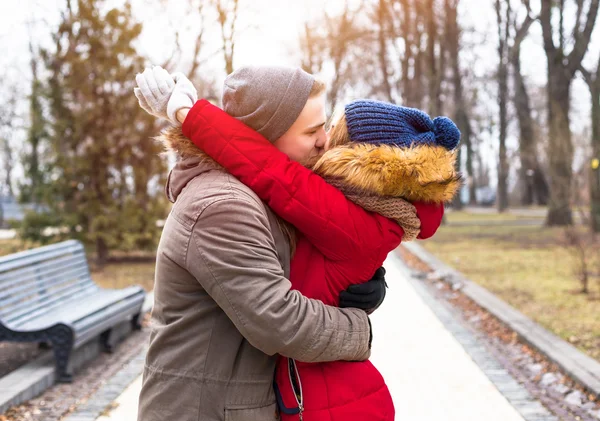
[182,100,444,421]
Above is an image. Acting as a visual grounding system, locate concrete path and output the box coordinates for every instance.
[93,254,553,421]
[95,377,142,421]
[369,254,526,421]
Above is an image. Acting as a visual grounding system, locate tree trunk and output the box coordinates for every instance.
[513,52,549,206]
[546,73,574,225]
[496,0,509,212]
[96,237,109,267]
[452,143,463,210]
[378,0,394,102]
[590,81,600,231]
[510,10,549,207]
[580,56,600,231]
[412,31,426,109]
[435,37,446,117]
[446,0,466,210]
[456,110,476,205]
[464,122,476,205]
[400,0,415,105]
[426,0,439,116]
[3,139,13,197]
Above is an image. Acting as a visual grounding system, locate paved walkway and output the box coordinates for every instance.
[90,254,554,421]
[95,376,142,421]
[370,255,527,420]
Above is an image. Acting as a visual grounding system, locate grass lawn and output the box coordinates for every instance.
[90,262,155,291]
[0,239,41,256]
[421,219,600,360]
[445,211,544,223]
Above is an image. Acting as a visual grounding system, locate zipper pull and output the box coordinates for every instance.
[298,403,304,421]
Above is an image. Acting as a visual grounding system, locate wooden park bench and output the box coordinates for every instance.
[0,240,146,382]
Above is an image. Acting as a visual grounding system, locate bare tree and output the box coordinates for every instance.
[326,4,366,111]
[579,54,600,232]
[300,22,326,75]
[298,1,376,111]
[426,0,443,116]
[509,1,548,207]
[445,0,470,210]
[411,1,427,110]
[0,68,19,200]
[386,0,423,107]
[495,0,510,212]
[187,1,206,80]
[0,99,17,200]
[377,0,394,102]
[212,0,239,75]
[539,0,600,225]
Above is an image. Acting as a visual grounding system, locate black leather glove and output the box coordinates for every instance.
[339,267,387,314]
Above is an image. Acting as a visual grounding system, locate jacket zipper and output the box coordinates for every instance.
[287,358,304,421]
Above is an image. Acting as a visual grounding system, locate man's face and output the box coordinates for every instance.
[273,95,328,163]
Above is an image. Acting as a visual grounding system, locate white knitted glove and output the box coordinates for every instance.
[134,66,174,121]
[134,66,197,125]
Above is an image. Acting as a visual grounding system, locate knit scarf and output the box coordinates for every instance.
[318,172,421,242]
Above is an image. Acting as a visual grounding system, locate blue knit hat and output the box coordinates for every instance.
[344,100,461,150]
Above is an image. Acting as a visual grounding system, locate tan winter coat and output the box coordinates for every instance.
[137,155,372,421]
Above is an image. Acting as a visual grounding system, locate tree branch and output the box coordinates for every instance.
[162,31,181,71]
[509,12,537,62]
[579,62,593,89]
[567,0,600,76]
[595,53,600,91]
[228,0,239,71]
[187,2,205,79]
[559,0,565,52]
[539,0,556,56]
[574,0,584,35]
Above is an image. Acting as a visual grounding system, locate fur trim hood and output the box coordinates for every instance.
[311,144,461,203]
[156,126,215,161]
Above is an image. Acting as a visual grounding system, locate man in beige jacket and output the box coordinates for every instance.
[135,66,385,421]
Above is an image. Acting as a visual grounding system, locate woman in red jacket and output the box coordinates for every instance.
[138,68,460,421]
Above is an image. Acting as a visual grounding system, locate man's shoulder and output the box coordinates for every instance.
[188,169,264,207]
[173,169,268,227]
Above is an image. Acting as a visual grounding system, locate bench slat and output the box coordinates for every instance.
[5,282,98,326]
[12,287,143,332]
[73,289,145,345]
[1,279,96,323]
[0,254,90,293]
[0,240,84,274]
[0,263,91,315]
[0,252,88,288]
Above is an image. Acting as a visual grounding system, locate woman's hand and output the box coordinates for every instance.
[339,267,387,314]
[134,66,197,125]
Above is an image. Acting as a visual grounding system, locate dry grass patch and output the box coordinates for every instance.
[445,211,544,223]
[422,222,600,360]
[90,262,155,291]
